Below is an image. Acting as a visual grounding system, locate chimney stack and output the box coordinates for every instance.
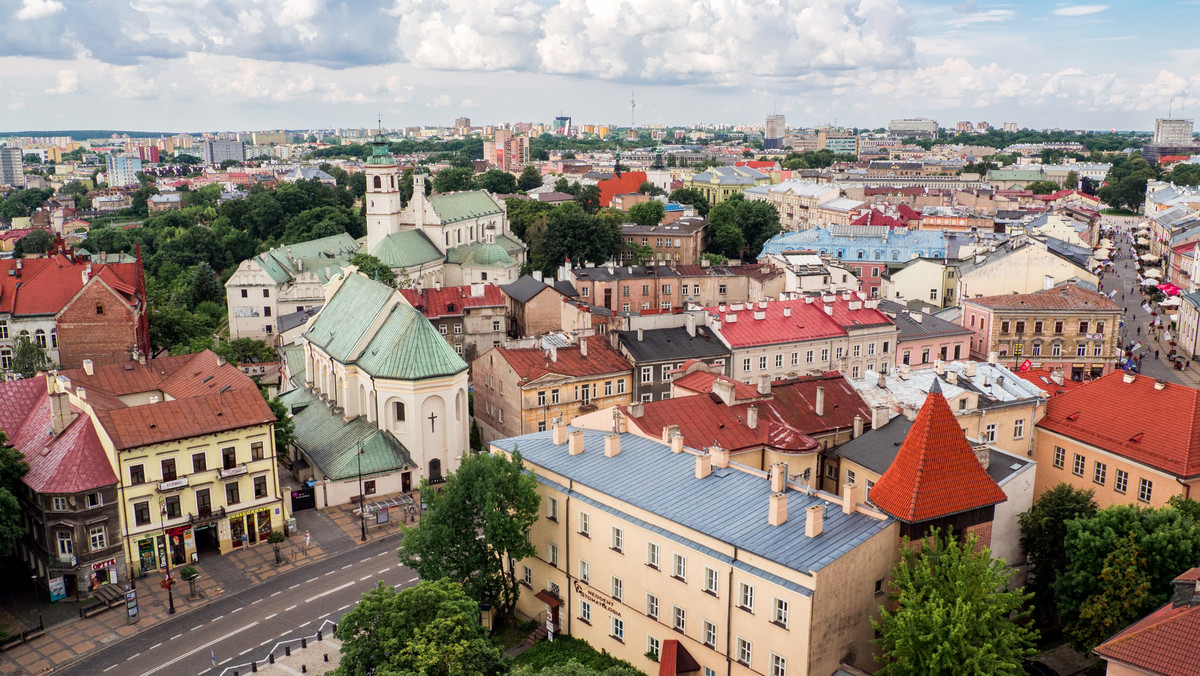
[842,482,860,515]
[216,355,226,367]
[629,402,644,418]
[934,360,945,375]
[1123,372,1136,384]
[746,405,759,430]
[877,371,886,388]
[805,504,824,538]
[686,313,696,337]
[549,345,557,363]
[568,430,585,455]
[815,386,825,417]
[783,307,792,317]
[852,415,864,439]
[758,374,771,396]
[669,432,684,454]
[637,328,644,342]
[872,405,890,430]
[1170,569,1200,608]
[898,363,910,380]
[974,444,990,469]
[947,371,958,386]
[82,359,94,376]
[77,387,86,400]
[712,379,736,406]
[965,361,977,377]
[552,418,567,445]
[580,338,588,358]
[662,424,681,444]
[710,444,729,468]
[987,351,998,365]
[769,462,788,493]
[50,391,75,436]
[604,433,621,457]
[768,493,788,526]
[695,452,712,479]
[1155,379,1167,390]
[903,405,917,421]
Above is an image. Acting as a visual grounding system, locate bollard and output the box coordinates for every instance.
[269,654,275,664]
[252,662,258,673]
[301,666,307,674]
[324,653,329,662]
[301,638,307,649]
[332,623,337,632]
[317,630,322,641]
[285,646,291,656]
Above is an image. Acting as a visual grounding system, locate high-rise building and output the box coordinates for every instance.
[1002,122,1019,133]
[553,116,572,136]
[1154,118,1195,145]
[454,117,471,134]
[0,147,24,188]
[888,118,939,139]
[764,114,785,149]
[201,139,246,166]
[105,155,143,187]
[483,129,530,171]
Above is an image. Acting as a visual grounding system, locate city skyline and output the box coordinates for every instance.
[0,0,1199,133]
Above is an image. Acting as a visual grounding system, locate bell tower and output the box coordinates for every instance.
[365,124,402,252]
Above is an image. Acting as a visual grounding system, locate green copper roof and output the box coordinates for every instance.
[303,273,395,363]
[283,343,306,389]
[987,169,1045,181]
[366,132,396,166]
[494,233,527,255]
[356,303,468,380]
[371,230,445,269]
[249,234,359,285]
[429,191,504,224]
[446,241,512,268]
[279,386,414,481]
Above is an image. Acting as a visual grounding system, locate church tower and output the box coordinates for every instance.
[365,129,402,252]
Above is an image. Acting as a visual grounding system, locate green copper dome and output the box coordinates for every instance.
[472,243,512,266]
[366,131,395,166]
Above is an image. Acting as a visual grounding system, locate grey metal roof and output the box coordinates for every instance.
[570,265,680,282]
[492,429,893,575]
[878,300,973,342]
[551,280,578,297]
[616,326,730,364]
[278,305,322,334]
[501,275,557,304]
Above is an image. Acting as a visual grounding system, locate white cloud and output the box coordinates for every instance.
[944,8,1014,26]
[14,0,64,20]
[46,69,79,95]
[1052,5,1109,16]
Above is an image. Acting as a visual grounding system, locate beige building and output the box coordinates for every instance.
[493,423,899,676]
[744,181,840,231]
[674,263,786,308]
[1034,371,1200,509]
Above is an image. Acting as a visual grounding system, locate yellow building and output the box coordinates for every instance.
[1034,371,1200,509]
[473,338,633,442]
[492,421,899,676]
[56,351,285,574]
[682,166,773,206]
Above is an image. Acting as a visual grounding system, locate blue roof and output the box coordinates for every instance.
[492,429,893,577]
[760,226,1007,263]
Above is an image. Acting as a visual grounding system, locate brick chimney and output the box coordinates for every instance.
[805,504,823,538]
[549,345,558,363]
[604,433,620,457]
[898,363,910,380]
[872,406,890,430]
[768,493,788,526]
[973,444,991,470]
[1170,568,1200,608]
[1123,372,1136,384]
[628,402,644,418]
[686,313,696,337]
[712,379,736,406]
[815,386,825,417]
[695,452,711,479]
[746,405,759,430]
[552,418,567,445]
[710,444,729,468]
[568,430,585,455]
[50,389,75,436]
[669,432,684,454]
[852,415,864,438]
[965,361,977,377]
[758,374,771,396]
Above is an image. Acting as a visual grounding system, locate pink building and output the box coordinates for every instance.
[879,300,972,368]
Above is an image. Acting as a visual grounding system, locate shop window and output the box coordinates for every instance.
[364,480,377,495]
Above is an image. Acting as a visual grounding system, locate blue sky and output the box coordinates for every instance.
[0,0,1197,133]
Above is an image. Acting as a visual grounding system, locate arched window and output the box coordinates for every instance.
[390,175,395,189]
[429,459,442,482]
[373,175,382,190]
[34,329,46,348]
[874,250,882,260]
[857,250,865,259]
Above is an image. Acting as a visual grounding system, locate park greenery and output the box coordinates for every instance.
[872,529,1037,676]
[0,431,30,557]
[397,449,540,625]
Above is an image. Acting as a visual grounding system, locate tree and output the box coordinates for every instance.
[221,338,276,363]
[1017,483,1098,626]
[350,253,397,287]
[873,529,1038,676]
[23,153,41,164]
[188,262,223,309]
[668,187,709,216]
[219,159,244,169]
[475,169,518,194]
[267,398,294,463]
[1068,531,1153,651]
[627,200,664,226]
[0,433,30,557]
[1026,180,1059,195]
[10,335,55,378]
[637,181,665,197]
[13,230,54,258]
[517,165,544,192]
[574,184,601,214]
[1064,170,1080,190]
[334,578,504,676]
[1166,162,1200,187]
[511,658,641,676]
[432,167,476,194]
[397,450,540,622]
[59,180,92,209]
[131,183,160,216]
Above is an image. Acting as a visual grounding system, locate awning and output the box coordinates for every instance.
[1142,278,1159,286]
[1140,254,1160,262]
[1099,238,1113,247]
[1137,237,1151,245]
[534,590,562,607]
[1145,269,1163,279]
[1160,296,1182,305]
[1092,250,1110,260]
[1157,283,1181,296]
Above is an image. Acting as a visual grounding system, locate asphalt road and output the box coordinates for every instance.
[59,536,417,676]
[1105,222,1185,384]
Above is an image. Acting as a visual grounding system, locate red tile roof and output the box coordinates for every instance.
[0,377,118,494]
[673,371,763,401]
[734,161,779,170]
[597,171,647,208]
[400,285,505,319]
[495,338,631,384]
[851,209,908,229]
[707,297,893,348]
[869,383,1007,522]
[964,283,1121,312]
[1037,371,1200,478]
[0,253,142,316]
[1095,576,1200,676]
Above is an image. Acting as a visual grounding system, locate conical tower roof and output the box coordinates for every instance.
[869,378,1007,523]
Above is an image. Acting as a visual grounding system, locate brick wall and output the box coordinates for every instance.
[57,281,139,368]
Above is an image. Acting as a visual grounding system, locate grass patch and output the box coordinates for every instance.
[492,618,539,650]
[511,635,641,673]
[1101,207,1139,216]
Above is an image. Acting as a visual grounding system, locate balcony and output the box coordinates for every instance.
[189,506,226,526]
[50,553,77,569]
[218,463,247,479]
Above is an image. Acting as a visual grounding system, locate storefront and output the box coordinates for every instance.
[127,502,284,575]
[221,506,282,550]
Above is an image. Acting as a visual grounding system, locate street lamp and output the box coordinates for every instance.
[357,444,367,542]
[30,574,43,629]
[159,498,176,615]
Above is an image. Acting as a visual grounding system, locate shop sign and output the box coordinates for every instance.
[572,580,620,616]
[158,477,189,491]
[219,464,248,479]
[91,557,116,571]
[49,576,66,602]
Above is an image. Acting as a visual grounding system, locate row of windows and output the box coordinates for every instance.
[741,344,889,373]
[1053,446,1153,501]
[0,326,58,349]
[902,344,962,365]
[54,524,109,556]
[999,342,1103,358]
[996,319,1105,335]
[48,492,104,511]
[131,476,269,526]
[128,443,265,484]
[978,419,1025,443]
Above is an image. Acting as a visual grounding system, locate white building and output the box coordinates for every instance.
[1154,118,1195,146]
[105,155,142,188]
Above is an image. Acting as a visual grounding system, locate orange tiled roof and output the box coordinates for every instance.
[965,283,1121,312]
[869,381,1007,522]
[1095,569,1200,676]
[495,338,631,384]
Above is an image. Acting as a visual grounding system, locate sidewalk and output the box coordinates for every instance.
[0,491,417,675]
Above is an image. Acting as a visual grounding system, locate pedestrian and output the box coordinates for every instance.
[1156,350,1160,359]
[1138,326,1141,335]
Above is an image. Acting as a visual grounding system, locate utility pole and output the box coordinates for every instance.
[357,444,367,542]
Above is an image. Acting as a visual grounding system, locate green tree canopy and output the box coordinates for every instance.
[704,194,780,259]
[433,167,476,194]
[10,334,56,378]
[1017,483,1098,625]
[873,529,1038,676]
[668,187,709,216]
[0,432,30,556]
[267,397,294,463]
[476,169,518,194]
[188,261,223,309]
[1068,531,1153,651]
[637,181,666,197]
[397,450,540,621]
[350,253,397,287]
[334,578,504,676]
[14,230,54,258]
[1026,180,1060,195]
[517,165,544,192]
[1166,162,1200,187]
[539,203,623,275]
[574,184,601,214]
[627,200,664,226]
[0,188,55,219]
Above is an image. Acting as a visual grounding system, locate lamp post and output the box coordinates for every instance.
[357,444,367,542]
[159,498,175,615]
[30,574,43,629]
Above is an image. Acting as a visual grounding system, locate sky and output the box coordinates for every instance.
[1,0,1199,134]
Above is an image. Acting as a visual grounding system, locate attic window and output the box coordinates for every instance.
[1129,433,1144,443]
[96,303,104,315]
[1065,411,1081,421]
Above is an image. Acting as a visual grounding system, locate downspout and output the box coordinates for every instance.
[565,479,572,637]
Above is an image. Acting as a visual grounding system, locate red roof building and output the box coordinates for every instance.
[1033,371,1200,508]
[0,239,149,372]
[869,380,1006,541]
[597,171,647,208]
[1095,568,1200,676]
[400,284,507,360]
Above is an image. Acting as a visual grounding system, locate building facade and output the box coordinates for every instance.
[0,146,24,187]
[201,139,246,166]
[614,321,731,402]
[401,284,507,363]
[619,217,708,266]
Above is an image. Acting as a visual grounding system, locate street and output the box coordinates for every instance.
[58,535,416,676]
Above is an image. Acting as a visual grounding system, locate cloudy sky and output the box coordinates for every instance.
[1,0,1198,134]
